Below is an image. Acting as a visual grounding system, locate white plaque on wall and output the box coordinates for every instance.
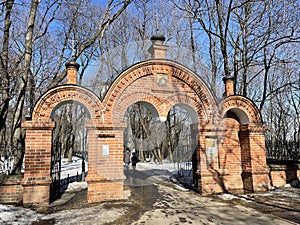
[102,145,109,156]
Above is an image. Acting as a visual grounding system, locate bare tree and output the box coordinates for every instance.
[0,0,133,174]
[0,0,14,156]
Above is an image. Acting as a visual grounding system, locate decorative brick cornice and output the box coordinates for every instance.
[22,119,55,130]
[240,124,268,133]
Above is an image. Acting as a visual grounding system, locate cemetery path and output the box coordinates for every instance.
[1,167,299,225]
[35,168,299,225]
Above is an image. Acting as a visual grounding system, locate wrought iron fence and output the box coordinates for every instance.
[0,157,13,175]
[0,145,25,175]
[266,139,300,161]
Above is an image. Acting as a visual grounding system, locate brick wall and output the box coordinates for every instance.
[0,175,23,204]
[269,163,300,187]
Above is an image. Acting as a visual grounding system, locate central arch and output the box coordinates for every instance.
[108,59,217,125]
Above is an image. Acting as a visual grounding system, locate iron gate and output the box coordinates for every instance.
[50,141,62,200]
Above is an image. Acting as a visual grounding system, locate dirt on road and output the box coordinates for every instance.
[30,169,300,225]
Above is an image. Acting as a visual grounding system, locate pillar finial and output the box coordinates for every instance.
[148,34,168,59]
[65,59,80,84]
[222,75,235,97]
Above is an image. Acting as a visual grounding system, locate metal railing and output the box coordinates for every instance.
[266,140,300,161]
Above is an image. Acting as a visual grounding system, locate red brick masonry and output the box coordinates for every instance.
[3,58,275,206]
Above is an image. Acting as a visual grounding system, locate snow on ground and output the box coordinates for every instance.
[131,161,193,192]
[0,204,42,225]
[0,160,190,224]
[136,161,191,180]
[137,162,177,179]
[137,161,178,171]
[216,193,241,200]
[269,188,300,198]
[1,159,299,224]
[59,157,88,179]
[0,156,89,225]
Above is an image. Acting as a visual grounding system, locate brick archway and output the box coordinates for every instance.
[220,95,262,124]
[108,60,217,126]
[22,85,103,206]
[112,91,171,123]
[218,95,270,193]
[20,55,270,206]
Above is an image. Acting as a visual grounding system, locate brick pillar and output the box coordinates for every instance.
[65,59,80,84]
[240,124,270,192]
[222,75,235,97]
[218,118,244,192]
[197,125,224,195]
[85,120,125,203]
[21,119,55,206]
[148,34,168,59]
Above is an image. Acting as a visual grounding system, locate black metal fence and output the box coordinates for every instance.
[0,158,12,175]
[50,143,88,202]
[266,139,300,161]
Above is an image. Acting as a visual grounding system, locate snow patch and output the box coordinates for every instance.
[0,204,42,225]
[217,193,240,200]
[65,181,87,192]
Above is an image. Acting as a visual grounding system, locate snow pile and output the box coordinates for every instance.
[217,193,240,200]
[0,204,42,225]
[270,188,300,198]
[65,181,87,192]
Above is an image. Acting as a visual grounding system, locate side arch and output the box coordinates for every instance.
[32,85,103,120]
[220,95,263,124]
[217,95,270,193]
[22,85,104,206]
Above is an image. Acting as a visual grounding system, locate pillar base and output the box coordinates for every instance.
[21,176,52,206]
[86,172,124,204]
[242,168,270,193]
[252,169,270,192]
[87,180,124,204]
[198,170,224,195]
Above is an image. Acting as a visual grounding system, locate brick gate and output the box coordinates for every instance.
[20,35,270,205]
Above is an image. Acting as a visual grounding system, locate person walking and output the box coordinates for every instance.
[124,148,130,170]
[131,150,139,170]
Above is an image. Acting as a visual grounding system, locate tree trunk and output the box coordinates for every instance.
[11,0,39,174]
[0,0,14,156]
